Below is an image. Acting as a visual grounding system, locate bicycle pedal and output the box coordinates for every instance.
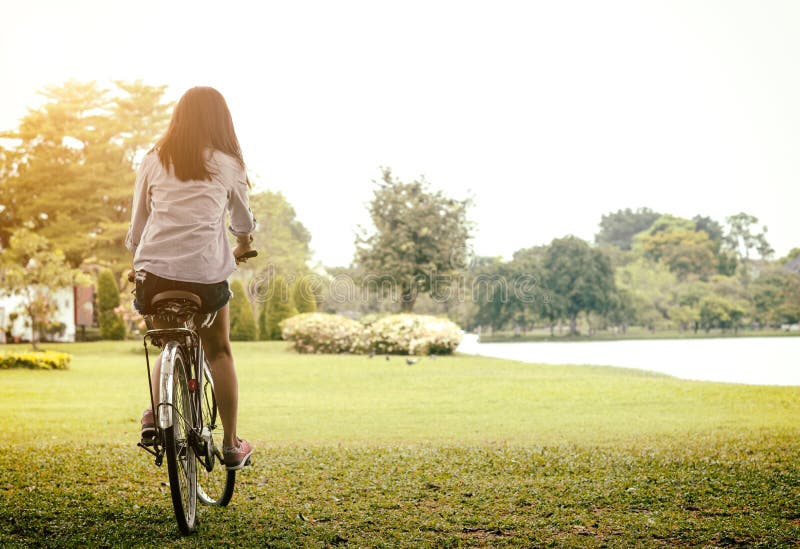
[140,436,156,447]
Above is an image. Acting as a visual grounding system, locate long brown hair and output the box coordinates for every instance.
[156,86,246,182]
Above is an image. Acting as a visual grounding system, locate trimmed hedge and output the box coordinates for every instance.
[0,351,72,370]
[280,313,462,355]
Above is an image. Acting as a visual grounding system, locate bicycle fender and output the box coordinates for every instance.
[158,341,182,430]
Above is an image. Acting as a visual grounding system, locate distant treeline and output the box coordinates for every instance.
[322,208,799,336]
[463,209,798,335]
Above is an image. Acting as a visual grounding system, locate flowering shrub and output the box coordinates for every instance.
[366,314,462,355]
[280,313,365,354]
[0,351,72,370]
[281,313,463,355]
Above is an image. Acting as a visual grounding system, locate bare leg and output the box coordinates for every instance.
[197,304,239,448]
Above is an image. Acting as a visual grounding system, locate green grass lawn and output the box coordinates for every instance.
[1,341,799,547]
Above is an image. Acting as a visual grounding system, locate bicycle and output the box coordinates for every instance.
[136,250,257,534]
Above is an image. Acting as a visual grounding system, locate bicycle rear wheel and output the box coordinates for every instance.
[163,349,198,534]
[197,361,236,506]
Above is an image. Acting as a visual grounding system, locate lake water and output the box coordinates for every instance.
[456,334,800,386]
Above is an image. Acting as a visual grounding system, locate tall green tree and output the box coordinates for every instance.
[229,280,257,341]
[97,269,125,340]
[471,257,516,331]
[0,79,170,272]
[356,168,473,312]
[543,236,617,334]
[693,215,737,275]
[291,275,318,314]
[0,229,85,348]
[595,207,661,250]
[260,275,297,340]
[724,212,774,261]
[751,267,800,326]
[639,228,718,280]
[615,258,678,331]
[238,190,312,278]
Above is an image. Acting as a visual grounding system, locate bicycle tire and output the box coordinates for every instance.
[163,348,198,534]
[197,361,236,506]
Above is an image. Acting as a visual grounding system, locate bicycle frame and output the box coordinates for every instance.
[140,327,206,464]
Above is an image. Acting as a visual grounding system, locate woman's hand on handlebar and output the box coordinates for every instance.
[234,233,256,264]
[234,244,258,264]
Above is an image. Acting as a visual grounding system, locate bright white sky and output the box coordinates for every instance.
[2,0,798,266]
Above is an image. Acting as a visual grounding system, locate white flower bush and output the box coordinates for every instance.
[280,313,463,355]
[366,314,462,355]
[279,313,364,354]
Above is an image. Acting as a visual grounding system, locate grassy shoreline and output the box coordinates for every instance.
[2,341,798,546]
[478,328,800,343]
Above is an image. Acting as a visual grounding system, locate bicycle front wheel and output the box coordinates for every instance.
[163,348,198,534]
[197,361,236,506]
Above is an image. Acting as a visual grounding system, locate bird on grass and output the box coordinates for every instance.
[368,351,375,358]
[405,358,419,365]
[385,354,390,361]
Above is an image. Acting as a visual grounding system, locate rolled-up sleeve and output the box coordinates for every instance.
[125,156,152,253]
[227,166,257,237]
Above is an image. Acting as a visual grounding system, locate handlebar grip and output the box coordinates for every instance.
[235,250,258,264]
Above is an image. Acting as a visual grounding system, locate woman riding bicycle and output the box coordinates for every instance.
[125,86,255,470]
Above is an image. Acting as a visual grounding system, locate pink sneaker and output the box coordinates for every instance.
[140,409,156,444]
[223,438,253,470]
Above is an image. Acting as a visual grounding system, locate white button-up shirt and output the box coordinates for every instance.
[125,149,256,284]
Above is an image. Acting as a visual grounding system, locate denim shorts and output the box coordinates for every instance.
[133,271,231,315]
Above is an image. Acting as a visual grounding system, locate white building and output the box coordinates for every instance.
[0,286,94,343]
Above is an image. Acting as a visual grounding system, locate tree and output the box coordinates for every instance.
[97,269,125,340]
[237,190,312,278]
[724,212,774,261]
[260,275,297,340]
[356,168,472,312]
[615,258,678,331]
[0,229,85,348]
[542,236,617,334]
[595,207,661,250]
[292,275,318,314]
[671,279,713,333]
[698,295,747,333]
[639,228,718,280]
[0,80,170,272]
[471,257,516,331]
[751,267,800,326]
[229,280,257,341]
[693,215,737,275]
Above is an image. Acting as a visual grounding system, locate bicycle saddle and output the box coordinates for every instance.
[151,291,202,308]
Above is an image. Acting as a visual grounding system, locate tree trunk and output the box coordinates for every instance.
[569,314,578,335]
[399,290,416,312]
[27,305,40,351]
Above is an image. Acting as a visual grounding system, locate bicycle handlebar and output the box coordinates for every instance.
[234,250,258,264]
